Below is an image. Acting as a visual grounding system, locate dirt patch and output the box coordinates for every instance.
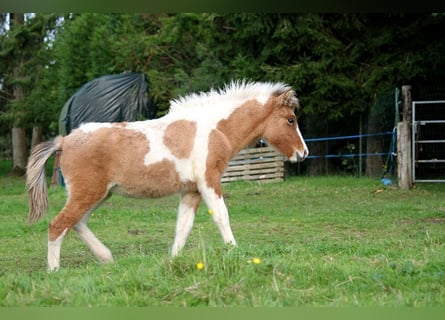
[400,217,445,225]
[423,217,445,224]
[128,229,147,235]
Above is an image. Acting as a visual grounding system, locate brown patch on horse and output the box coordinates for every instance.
[215,99,267,152]
[182,192,202,213]
[206,129,233,197]
[49,128,151,240]
[61,128,150,179]
[163,120,197,159]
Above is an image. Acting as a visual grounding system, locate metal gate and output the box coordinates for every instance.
[412,100,445,182]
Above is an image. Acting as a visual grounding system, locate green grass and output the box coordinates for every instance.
[0,162,444,306]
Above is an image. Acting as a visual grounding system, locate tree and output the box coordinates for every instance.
[0,13,60,174]
[46,13,168,119]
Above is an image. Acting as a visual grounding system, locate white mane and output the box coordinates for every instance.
[168,80,291,115]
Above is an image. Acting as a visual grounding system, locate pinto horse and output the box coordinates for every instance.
[26,81,308,271]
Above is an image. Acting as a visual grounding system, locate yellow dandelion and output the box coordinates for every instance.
[252,257,261,265]
[207,209,214,215]
[196,262,205,270]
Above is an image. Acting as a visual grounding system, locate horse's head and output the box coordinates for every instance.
[262,88,309,162]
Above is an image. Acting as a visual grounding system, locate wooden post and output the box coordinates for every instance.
[397,85,413,189]
[51,151,62,187]
[397,122,412,189]
[402,85,412,123]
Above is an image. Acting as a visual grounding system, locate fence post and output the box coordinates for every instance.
[397,85,413,189]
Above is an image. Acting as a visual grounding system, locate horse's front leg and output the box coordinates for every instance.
[200,186,237,247]
[171,191,201,256]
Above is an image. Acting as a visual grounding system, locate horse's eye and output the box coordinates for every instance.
[287,118,295,125]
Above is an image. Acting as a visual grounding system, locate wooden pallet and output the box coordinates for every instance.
[222,146,284,183]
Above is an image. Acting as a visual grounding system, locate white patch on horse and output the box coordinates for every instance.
[48,228,68,271]
[296,126,309,160]
[127,120,171,165]
[124,120,196,183]
[79,122,113,133]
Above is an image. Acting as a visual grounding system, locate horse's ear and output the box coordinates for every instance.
[280,89,300,110]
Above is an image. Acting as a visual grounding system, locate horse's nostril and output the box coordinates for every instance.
[297,149,309,161]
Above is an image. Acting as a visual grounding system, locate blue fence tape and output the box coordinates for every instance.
[305,131,394,143]
[304,131,396,159]
[307,152,389,159]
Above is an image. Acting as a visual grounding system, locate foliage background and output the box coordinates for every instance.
[1,13,444,174]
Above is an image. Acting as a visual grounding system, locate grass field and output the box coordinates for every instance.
[0,160,444,307]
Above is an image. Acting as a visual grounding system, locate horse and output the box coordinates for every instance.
[26,80,309,271]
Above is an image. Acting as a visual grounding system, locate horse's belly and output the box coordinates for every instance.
[111,180,195,198]
[110,159,198,198]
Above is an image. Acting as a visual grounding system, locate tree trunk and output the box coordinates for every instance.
[11,127,27,176]
[10,13,28,176]
[31,126,43,150]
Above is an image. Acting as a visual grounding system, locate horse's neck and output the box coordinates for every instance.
[216,104,268,156]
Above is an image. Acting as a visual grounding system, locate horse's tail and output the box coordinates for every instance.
[26,136,63,224]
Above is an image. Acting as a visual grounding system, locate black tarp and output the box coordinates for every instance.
[58,72,156,135]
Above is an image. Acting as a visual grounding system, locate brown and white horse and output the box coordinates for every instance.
[26,80,308,271]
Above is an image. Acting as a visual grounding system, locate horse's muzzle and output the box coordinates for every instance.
[296,148,309,162]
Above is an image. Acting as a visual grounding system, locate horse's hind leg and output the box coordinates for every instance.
[47,186,110,271]
[73,207,114,264]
